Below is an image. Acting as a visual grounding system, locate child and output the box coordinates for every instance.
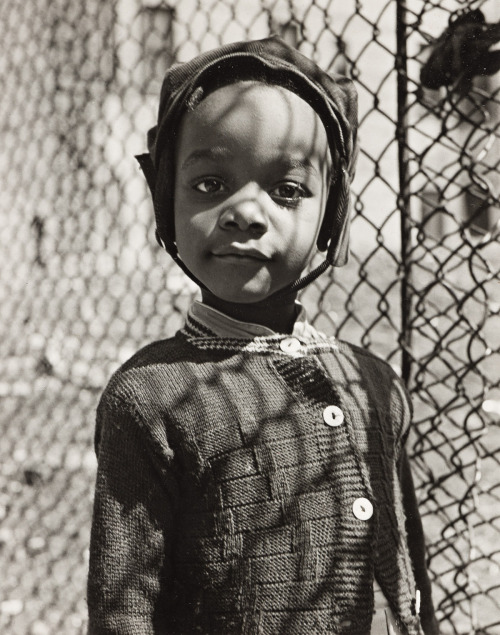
[87,37,439,634]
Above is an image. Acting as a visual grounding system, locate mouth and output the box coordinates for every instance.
[212,246,271,262]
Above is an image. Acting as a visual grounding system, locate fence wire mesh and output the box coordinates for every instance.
[0,0,499,633]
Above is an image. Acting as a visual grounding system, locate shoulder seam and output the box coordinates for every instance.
[337,340,400,374]
[98,381,176,472]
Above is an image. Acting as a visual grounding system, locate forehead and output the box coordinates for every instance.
[177,81,330,165]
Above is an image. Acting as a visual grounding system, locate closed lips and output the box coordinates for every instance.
[212,248,271,261]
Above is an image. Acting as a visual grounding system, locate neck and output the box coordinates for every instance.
[200,290,299,334]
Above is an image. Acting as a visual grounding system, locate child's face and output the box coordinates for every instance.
[173,81,331,304]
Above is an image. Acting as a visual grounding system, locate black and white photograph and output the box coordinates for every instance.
[0,1,499,633]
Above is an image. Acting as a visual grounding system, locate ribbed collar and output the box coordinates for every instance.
[179,301,339,357]
[188,300,326,340]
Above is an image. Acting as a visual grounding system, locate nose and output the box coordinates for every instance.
[218,184,269,236]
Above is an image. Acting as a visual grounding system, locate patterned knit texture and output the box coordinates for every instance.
[87,322,432,635]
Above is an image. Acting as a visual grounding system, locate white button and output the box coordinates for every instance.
[415,589,421,615]
[352,497,373,520]
[323,405,344,427]
[280,337,301,354]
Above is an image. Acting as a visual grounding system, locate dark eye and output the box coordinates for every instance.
[271,182,309,203]
[194,178,227,194]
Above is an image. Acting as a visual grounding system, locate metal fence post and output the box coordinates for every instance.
[396,0,413,384]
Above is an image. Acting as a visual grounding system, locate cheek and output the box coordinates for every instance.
[174,191,200,235]
[174,205,215,265]
[308,197,326,245]
[176,208,213,238]
[173,200,196,256]
[278,219,321,273]
[291,203,324,253]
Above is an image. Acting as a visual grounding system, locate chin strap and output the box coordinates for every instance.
[270,259,331,299]
[156,231,209,290]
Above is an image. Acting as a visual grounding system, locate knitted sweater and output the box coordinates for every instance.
[87,316,438,635]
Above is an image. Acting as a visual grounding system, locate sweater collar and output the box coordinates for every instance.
[188,300,326,340]
[180,301,338,356]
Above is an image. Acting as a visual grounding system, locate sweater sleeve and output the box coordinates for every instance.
[87,391,178,635]
[399,448,440,635]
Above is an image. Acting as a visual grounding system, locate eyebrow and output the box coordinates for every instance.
[181,148,320,175]
[180,147,232,170]
[283,157,319,175]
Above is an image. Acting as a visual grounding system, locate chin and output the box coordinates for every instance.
[209,283,275,305]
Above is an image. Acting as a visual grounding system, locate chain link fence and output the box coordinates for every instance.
[0,0,499,633]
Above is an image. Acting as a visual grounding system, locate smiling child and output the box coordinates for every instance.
[87,37,439,635]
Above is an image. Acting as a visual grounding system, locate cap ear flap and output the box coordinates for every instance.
[317,165,351,265]
[136,153,167,249]
[135,153,157,198]
[316,216,331,253]
[327,204,350,265]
